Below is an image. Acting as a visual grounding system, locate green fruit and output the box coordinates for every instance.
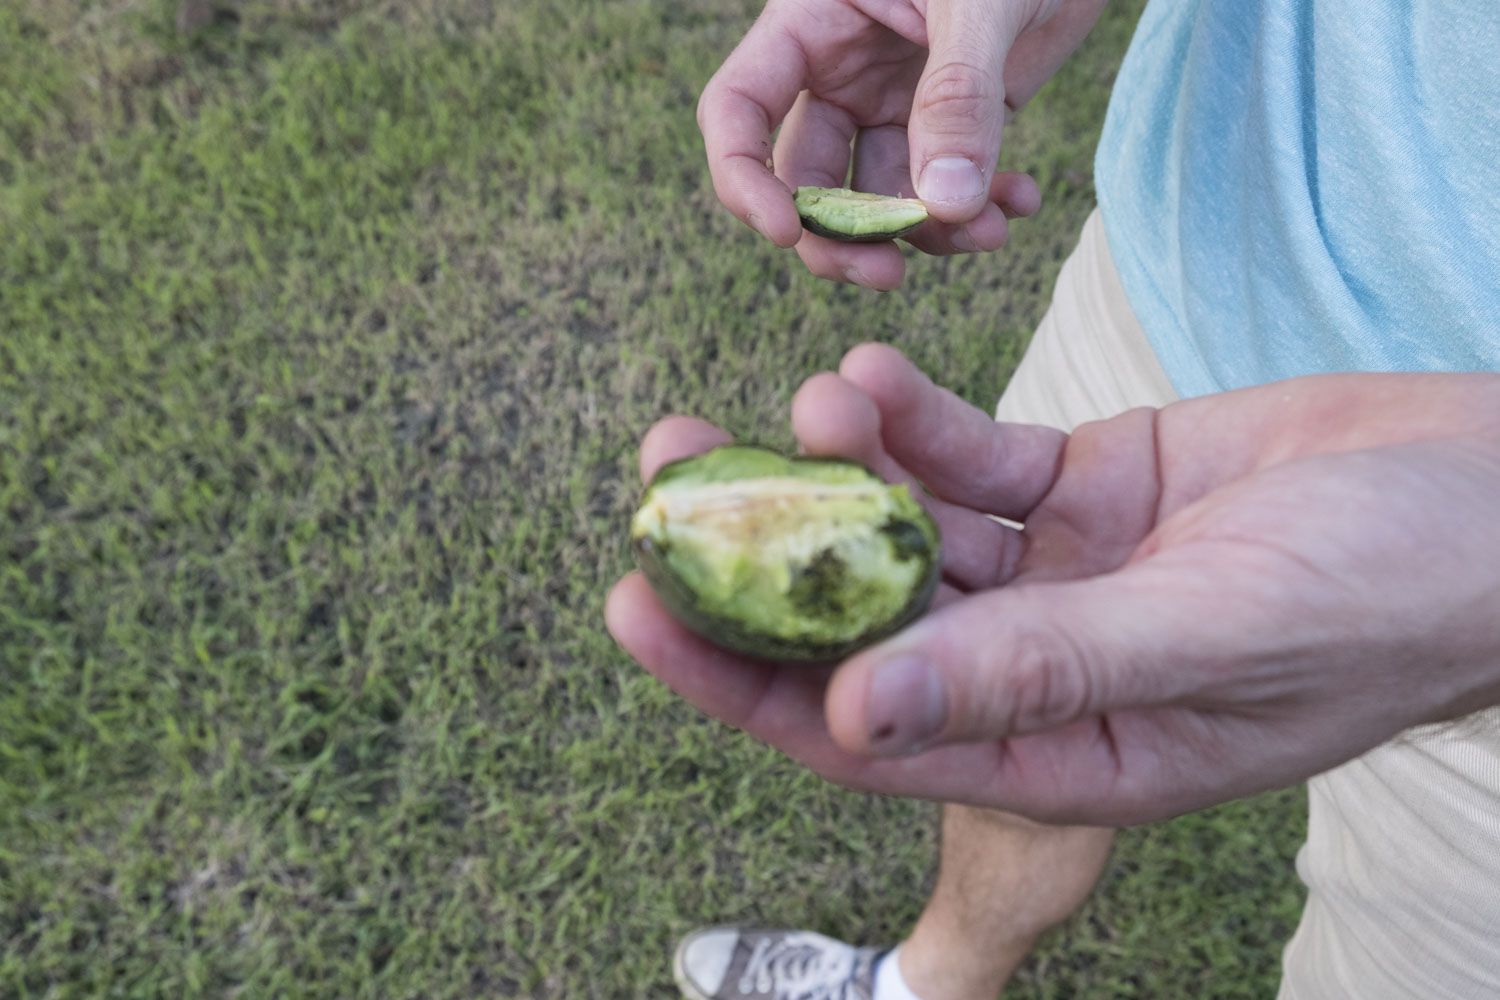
[794,187,929,242]
[631,445,941,662]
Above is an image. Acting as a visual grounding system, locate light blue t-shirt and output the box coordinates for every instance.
[1095,0,1500,397]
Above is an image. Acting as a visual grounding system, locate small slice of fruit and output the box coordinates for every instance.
[794,187,929,243]
[631,445,941,662]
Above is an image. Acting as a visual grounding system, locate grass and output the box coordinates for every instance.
[1,0,1306,995]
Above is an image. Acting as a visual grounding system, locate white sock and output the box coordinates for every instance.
[874,945,926,1000]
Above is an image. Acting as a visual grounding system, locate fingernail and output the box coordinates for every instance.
[918,157,985,206]
[843,265,871,287]
[746,211,768,240]
[866,655,946,755]
[950,227,980,253]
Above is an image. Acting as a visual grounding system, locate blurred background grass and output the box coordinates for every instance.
[1,0,1305,995]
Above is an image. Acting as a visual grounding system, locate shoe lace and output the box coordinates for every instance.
[736,934,875,1000]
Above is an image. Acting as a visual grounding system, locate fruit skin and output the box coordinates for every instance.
[794,187,929,243]
[631,445,941,663]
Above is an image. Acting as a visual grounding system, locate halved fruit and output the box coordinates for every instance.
[631,445,941,662]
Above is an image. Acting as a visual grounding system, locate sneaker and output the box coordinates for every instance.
[673,926,886,1000]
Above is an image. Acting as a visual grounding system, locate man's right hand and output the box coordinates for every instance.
[697,0,1109,288]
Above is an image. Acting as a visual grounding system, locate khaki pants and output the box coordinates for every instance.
[998,209,1500,998]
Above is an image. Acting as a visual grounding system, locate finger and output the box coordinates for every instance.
[851,124,917,197]
[794,232,909,290]
[904,172,1041,253]
[908,0,1018,222]
[852,127,1040,215]
[1002,0,1110,112]
[837,343,1068,520]
[607,572,1132,820]
[905,203,1011,256]
[853,128,1034,255]
[696,11,809,246]
[824,564,1216,757]
[791,371,1026,591]
[776,106,907,289]
[607,572,800,732]
[856,127,1009,256]
[992,170,1042,218]
[775,91,856,189]
[608,571,957,745]
[640,417,733,483]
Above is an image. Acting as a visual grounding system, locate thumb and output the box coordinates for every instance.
[909,0,1022,222]
[826,570,1213,756]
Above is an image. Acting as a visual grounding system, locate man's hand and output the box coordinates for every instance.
[698,0,1108,288]
[607,344,1500,826]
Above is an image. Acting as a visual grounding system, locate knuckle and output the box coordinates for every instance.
[695,76,719,132]
[997,625,1098,732]
[919,61,1000,130]
[905,230,956,257]
[788,747,876,796]
[799,248,844,282]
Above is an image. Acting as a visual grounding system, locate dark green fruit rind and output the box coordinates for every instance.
[794,187,928,243]
[800,217,919,244]
[631,446,941,662]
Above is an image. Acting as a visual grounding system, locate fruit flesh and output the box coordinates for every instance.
[794,187,929,243]
[631,446,940,661]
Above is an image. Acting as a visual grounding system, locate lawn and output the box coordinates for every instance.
[1,0,1306,996]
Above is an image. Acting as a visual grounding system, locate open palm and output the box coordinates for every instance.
[607,345,1500,825]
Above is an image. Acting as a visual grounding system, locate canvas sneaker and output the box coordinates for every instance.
[673,926,886,1000]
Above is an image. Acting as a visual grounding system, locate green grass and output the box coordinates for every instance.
[1,0,1306,995]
